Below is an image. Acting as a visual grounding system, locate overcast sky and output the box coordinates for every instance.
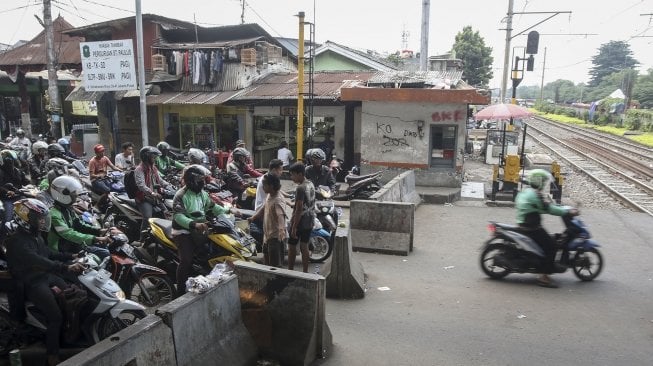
[1,0,652,89]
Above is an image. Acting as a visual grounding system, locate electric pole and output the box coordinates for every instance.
[44,0,62,138]
[500,0,514,103]
[539,47,547,102]
[419,0,430,71]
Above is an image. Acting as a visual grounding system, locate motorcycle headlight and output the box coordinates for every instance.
[115,290,126,301]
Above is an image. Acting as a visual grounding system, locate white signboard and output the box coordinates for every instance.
[79,39,137,91]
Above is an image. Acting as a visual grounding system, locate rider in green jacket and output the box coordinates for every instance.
[155,141,185,176]
[515,169,577,288]
[172,165,236,295]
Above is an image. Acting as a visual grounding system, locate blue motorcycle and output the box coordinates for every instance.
[480,211,603,281]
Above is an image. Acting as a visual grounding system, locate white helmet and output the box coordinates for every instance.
[32,141,48,155]
[50,176,85,205]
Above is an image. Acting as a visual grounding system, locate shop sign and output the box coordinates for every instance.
[79,39,137,91]
[280,107,297,116]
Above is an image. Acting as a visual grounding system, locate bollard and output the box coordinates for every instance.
[9,349,22,366]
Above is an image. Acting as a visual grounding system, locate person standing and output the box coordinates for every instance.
[288,162,315,273]
[277,140,294,170]
[261,173,286,267]
[114,142,135,170]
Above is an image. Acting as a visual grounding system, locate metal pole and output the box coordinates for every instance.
[135,0,148,146]
[44,0,62,138]
[539,47,547,102]
[419,0,430,71]
[296,12,305,160]
[500,0,514,102]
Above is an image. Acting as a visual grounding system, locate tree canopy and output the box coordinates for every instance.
[588,41,639,87]
[452,26,493,88]
[632,68,653,109]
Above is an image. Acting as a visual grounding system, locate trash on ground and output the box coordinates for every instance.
[377,286,391,291]
[443,265,455,270]
[186,263,233,294]
[517,314,527,319]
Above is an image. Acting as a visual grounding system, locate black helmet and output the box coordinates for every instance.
[47,143,65,157]
[184,164,210,193]
[140,146,161,163]
[156,141,170,152]
[232,147,249,160]
[13,198,51,233]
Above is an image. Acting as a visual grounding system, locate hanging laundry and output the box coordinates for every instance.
[214,49,223,74]
[193,51,202,84]
[175,51,183,76]
[208,51,216,84]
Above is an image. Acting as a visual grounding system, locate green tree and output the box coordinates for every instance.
[544,79,578,103]
[632,68,653,109]
[452,26,493,88]
[588,40,639,87]
[585,69,638,105]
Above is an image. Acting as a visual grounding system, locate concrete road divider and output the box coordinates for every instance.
[234,261,332,366]
[156,274,257,366]
[350,200,414,255]
[320,227,365,299]
[58,315,176,366]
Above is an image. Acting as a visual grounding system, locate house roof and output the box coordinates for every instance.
[0,16,84,70]
[62,14,197,39]
[366,70,464,88]
[312,41,398,72]
[231,71,375,102]
[146,90,242,105]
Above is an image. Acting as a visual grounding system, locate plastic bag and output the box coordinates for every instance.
[185,263,234,294]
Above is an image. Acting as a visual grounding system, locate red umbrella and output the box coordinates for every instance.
[474,103,533,120]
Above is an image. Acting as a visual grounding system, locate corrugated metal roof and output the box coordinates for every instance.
[65,85,152,102]
[232,71,374,101]
[0,16,82,69]
[367,70,463,87]
[313,41,398,71]
[152,37,263,50]
[146,90,241,105]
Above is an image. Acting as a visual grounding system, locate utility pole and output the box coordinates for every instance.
[44,0,62,138]
[296,11,305,160]
[500,0,514,103]
[419,0,430,71]
[135,0,148,146]
[539,47,547,102]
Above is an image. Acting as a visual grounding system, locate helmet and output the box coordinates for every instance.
[527,169,553,190]
[94,144,105,154]
[13,198,51,233]
[235,139,245,147]
[156,141,170,152]
[184,164,210,193]
[47,143,65,157]
[32,141,48,155]
[15,128,25,138]
[309,148,326,161]
[57,137,70,146]
[50,175,85,205]
[231,147,249,161]
[139,146,161,163]
[45,157,70,175]
[188,148,208,164]
[0,149,18,167]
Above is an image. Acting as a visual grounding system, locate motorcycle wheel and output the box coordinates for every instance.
[308,235,332,263]
[572,248,603,281]
[479,243,511,279]
[93,309,146,342]
[130,274,176,308]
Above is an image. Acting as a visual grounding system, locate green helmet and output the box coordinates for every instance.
[527,169,552,190]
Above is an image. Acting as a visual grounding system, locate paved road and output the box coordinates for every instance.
[315,202,653,366]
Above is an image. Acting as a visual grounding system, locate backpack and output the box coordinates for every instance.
[124,170,138,199]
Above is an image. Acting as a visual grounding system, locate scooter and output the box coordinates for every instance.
[102,191,174,243]
[0,252,146,356]
[333,170,383,201]
[139,213,257,281]
[479,211,604,282]
[310,186,339,262]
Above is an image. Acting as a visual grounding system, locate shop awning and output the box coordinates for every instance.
[146,90,242,105]
[65,84,153,102]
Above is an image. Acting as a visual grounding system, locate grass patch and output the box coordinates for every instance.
[532,110,586,125]
[629,134,653,147]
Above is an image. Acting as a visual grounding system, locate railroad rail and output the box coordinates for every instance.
[526,119,653,217]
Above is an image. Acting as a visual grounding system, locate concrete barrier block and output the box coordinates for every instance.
[350,200,414,255]
[321,227,365,299]
[234,261,332,366]
[156,275,257,366]
[59,315,176,366]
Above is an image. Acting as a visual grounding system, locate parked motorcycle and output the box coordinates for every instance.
[102,191,173,243]
[139,214,257,281]
[333,170,383,201]
[102,232,175,308]
[479,211,604,281]
[0,252,146,356]
[310,186,339,262]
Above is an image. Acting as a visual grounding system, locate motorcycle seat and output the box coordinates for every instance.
[152,218,174,239]
[115,193,136,207]
[494,223,522,231]
[345,172,381,184]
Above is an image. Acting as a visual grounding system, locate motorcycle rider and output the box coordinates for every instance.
[48,176,111,259]
[172,165,234,296]
[57,137,79,159]
[114,141,135,170]
[88,144,122,209]
[304,148,336,193]
[0,150,29,222]
[135,146,172,238]
[515,169,577,288]
[156,141,184,174]
[4,198,85,366]
[9,128,31,150]
[224,147,261,200]
[28,140,49,184]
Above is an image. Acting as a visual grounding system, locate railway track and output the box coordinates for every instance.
[526,118,653,217]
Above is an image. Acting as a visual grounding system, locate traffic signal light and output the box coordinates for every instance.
[526,31,539,54]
